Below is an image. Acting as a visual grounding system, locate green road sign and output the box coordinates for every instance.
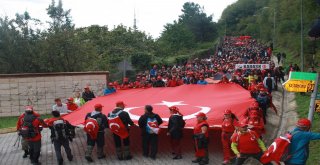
[290,72,317,81]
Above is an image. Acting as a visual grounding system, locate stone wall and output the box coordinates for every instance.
[0,72,109,117]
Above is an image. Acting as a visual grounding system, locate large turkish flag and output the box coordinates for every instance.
[64,84,255,129]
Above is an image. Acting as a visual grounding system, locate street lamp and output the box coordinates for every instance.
[262,7,276,50]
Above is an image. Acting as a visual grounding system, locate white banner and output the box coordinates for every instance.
[235,64,270,70]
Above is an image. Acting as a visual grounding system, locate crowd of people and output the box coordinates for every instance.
[15,36,320,165]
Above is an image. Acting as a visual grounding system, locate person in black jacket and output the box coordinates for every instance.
[152,76,165,87]
[48,110,74,165]
[167,106,185,159]
[82,86,96,102]
[108,101,135,160]
[84,104,108,162]
[138,105,163,160]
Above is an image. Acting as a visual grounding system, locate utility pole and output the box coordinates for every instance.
[300,0,304,71]
[133,8,137,31]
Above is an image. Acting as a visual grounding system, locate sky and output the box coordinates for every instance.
[0,0,237,38]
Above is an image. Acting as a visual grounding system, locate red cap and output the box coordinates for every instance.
[251,102,260,108]
[249,111,259,117]
[196,112,206,118]
[94,104,103,109]
[67,97,74,101]
[25,106,33,111]
[296,118,311,128]
[237,121,248,128]
[169,106,179,112]
[224,109,232,115]
[116,101,126,107]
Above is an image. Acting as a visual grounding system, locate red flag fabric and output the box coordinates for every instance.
[64,84,255,129]
[260,134,292,164]
[108,115,129,139]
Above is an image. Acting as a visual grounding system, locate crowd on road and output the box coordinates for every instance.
[15,36,320,165]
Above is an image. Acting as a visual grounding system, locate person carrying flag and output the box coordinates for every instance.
[221,109,239,165]
[231,121,271,165]
[17,106,47,165]
[138,105,163,160]
[107,101,135,160]
[167,106,185,159]
[84,103,108,162]
[192,112,209,165]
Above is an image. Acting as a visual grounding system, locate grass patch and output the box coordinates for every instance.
[0,114,52,129]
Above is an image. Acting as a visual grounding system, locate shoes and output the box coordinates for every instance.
[117,156,124,161]
[150,156,156,160]
[143,154,148,158]
[173,155,182,160]
[58,159,63,165]
[199,160,209,165]
[222,160,230,165]
[98,155,106,159]
[23,150,29,158]
[67,155,73,161]
[85,156,93,162]
[124,155,133,160]
[192,158,201,163]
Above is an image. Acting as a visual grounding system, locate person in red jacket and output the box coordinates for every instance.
[231,122,270,165]
[17,106,47,165]
[167,76,180,87]
[192,112,209,165]
[221,109,239,165]
[244,111,265,138]
[66,97,78,111]
[16,106,40,159]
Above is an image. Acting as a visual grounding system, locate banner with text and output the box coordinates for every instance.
[235,64,270,70]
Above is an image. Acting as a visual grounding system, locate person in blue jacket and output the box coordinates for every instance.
[197,76,208,85]
[286,118,320,165]
[103,83,116,95]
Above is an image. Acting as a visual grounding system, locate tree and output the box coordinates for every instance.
[179,2,218,42]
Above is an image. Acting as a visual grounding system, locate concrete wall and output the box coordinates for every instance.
[0,72,108,117]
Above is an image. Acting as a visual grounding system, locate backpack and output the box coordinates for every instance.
[52,119,68,141]
[84,118,99,140]
[146,117,160,134]
[19,114,37,138]
[108,110,129,139]
[260,131,299,164]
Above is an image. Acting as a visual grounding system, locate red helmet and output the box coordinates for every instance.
[237,121,248,128]
[169,106,179,112]
[296,118,311,128]
[224,109,232,115]
[251,102,259,108]
[25,106,34,111]
[196,112,206,118]
[67,97,74,101]
[94,104,103,109]
[249,111,259,117]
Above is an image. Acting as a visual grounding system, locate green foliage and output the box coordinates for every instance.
[219,0,320,69]
[131,52,152,71]
[157,2,218,57]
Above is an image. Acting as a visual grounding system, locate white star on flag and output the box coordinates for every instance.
[154,101,187,107]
